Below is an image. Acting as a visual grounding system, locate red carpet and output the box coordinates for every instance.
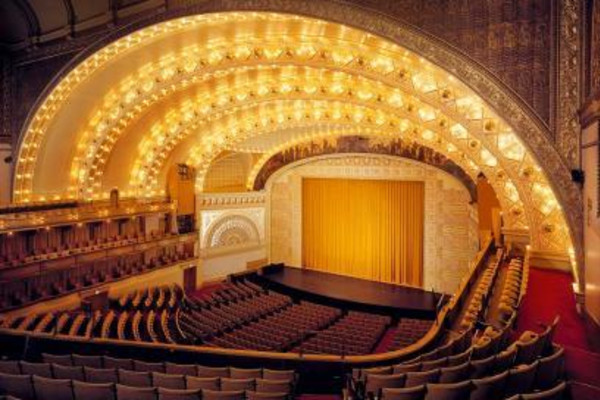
[515,267,600,390]
[515,267,590,351]
[374,327,397,353]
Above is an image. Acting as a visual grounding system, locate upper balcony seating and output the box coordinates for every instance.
[0,246,195,311]
[387,319,434,352]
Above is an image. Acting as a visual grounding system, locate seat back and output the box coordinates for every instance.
[116,384,157,400]
[366,373,406,396]
[152,372,186,390]
[157,387,201,400]
[20,362,53,378]
[165,363,197,376]
[534,347,564,390]
[185,376,220,391]
[255,378,292,394]
[439,362,471,383]
[103,356,134,370]
[405,369,440,387]
[425,381,472,400]
[42,354,73,366]
[72,381,116,400]
[521,381,567,400]
[505,361,539,398]
[381,385,426,400]
[134,360,165,373]
[0,372,35,400]
[72,355,103,369]
[118,369,152,387]
[470,371,508,400]
[229,368,262,379]
[201,389,245,400]
[84,367,119,384]
[32,375,74,400]
[196,366,230,378]
[0,361,21,375]
[52,364,85,381]
[220,378,255,392]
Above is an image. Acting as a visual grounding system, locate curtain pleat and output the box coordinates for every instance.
[301,178,424,286]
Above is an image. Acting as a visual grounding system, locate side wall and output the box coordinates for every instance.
[582,121,600,325]
[267,155,479,294]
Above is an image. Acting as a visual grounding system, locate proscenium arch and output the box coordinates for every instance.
[11,5,582,287]
[246,135,478,200]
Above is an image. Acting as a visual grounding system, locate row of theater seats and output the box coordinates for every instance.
[387,319,434,352]
[0,354,296,400]
[208,301,341,352]
[294,311,390,355]
[0,246,195,311]
[0,231,173,269]
[116,284,184,311]
[496,258,529,325]
[458,251,505,332]
[347,252,568,400]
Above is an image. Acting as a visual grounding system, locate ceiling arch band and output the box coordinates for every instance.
[11,12,578,281]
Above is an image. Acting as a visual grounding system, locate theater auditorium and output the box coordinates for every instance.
[0,1,599,399]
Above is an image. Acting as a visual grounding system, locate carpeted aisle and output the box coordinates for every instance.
[515,267,590,351]
[515,267,600,391]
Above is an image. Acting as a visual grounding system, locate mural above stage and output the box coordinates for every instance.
[253,135,478,202]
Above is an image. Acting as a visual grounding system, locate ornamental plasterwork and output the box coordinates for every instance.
[206,215,261,249]
[198,192,265,209]
[200,207,265,249]
[11,4,582,284]
[556,0,582,167]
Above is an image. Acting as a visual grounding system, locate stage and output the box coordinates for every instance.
[254,265,441,319]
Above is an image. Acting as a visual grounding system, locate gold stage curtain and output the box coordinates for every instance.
[302,178,424,286]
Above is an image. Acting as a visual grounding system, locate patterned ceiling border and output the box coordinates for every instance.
[13,0,585,289]
[252,135,478,203]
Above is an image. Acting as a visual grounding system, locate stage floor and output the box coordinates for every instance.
[258,266,440,318]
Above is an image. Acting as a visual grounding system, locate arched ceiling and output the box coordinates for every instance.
[11,12,576,279]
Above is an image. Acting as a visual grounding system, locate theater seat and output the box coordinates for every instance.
[0,361,20,375]
[262,369,295,382]
[165,363,196,376]
[42,354,73,366]
[520,381,567,400]
[103,357,134,370]
[72,355,103,369]
[116,384,157,400]
[424,381,472,400]
[470,371,508,400]
[20,362,53,378]
[366,373,406,396]
[84,367,119,384]
[201,389,245,400]
[32,375,74,400]
[230,368,262,379]
[246,391,289,400]
[405,369,440,387]
[221,378,255,391]
[534,347,564,390]
[157,387,201,400]
[0,372,35,400]
[185,376,220,391]
[134,360,165,373]
[196,366,230,378]
[438,362,471,383]
[152,372,186,389]
[118,369,152,387]
[505,361,539,398]
[72,381,116,400]
[255,378,291,394]
[52,364,85,381]
[382,385,426,400]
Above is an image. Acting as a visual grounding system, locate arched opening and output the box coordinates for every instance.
[10,10,579,285]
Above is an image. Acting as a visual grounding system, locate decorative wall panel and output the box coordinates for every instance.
[268,154,479,294]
